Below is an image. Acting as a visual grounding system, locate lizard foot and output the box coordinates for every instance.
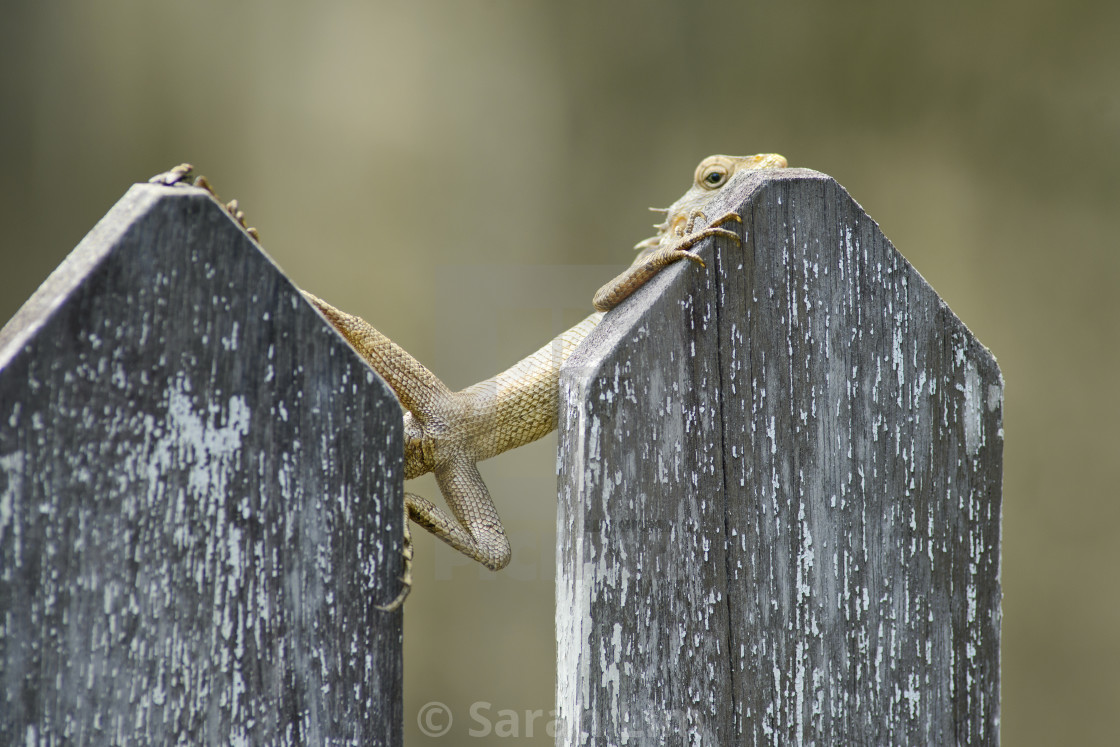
[592,210,742,312]
[666,209,744,265]
[377,502,414,612]
[150,163,260,241]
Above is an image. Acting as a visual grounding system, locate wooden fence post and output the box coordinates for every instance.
[557,168,1003,745]
[0,183,404,745]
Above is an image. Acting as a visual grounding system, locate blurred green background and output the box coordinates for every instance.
[2,1,1116,744]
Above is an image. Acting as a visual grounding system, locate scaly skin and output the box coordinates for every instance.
[154,153,788,609]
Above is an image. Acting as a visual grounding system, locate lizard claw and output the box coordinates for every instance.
[669,210,742,251]
[592,209,742,312]
[671,248,706,269]
[666,224,741,255]
[709,210,743,230]
[376,504,414,612]
[150,164,260,240]
[149,163,195,186]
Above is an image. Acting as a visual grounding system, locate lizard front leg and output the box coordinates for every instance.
[592,211,742,312]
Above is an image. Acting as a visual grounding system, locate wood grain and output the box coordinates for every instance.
[557,168,1003,745]
[0,184,404,745]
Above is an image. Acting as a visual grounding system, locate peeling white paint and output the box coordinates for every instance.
[0,451,23,558]
[962,360,983,457]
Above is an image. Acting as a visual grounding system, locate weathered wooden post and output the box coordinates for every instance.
[557,168,1002,744]
[0,183,404,744]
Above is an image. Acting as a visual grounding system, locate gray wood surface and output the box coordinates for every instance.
[557,168,1003,745]
[0,184,404,745]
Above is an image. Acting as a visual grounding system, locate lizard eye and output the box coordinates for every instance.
[701,167,728,189]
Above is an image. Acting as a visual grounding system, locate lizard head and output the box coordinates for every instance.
[635,153,788,252]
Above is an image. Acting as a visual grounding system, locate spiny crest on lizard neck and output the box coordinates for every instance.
[633,153,788,259]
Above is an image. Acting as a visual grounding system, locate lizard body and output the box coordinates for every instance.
[155,153,788,608]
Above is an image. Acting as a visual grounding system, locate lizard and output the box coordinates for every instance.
[152,153,788,609]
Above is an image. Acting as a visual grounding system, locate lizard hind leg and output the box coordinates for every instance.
[407,459,512,572]
[379,479,512,611]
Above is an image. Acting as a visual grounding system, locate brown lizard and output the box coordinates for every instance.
[153,154,788,609]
